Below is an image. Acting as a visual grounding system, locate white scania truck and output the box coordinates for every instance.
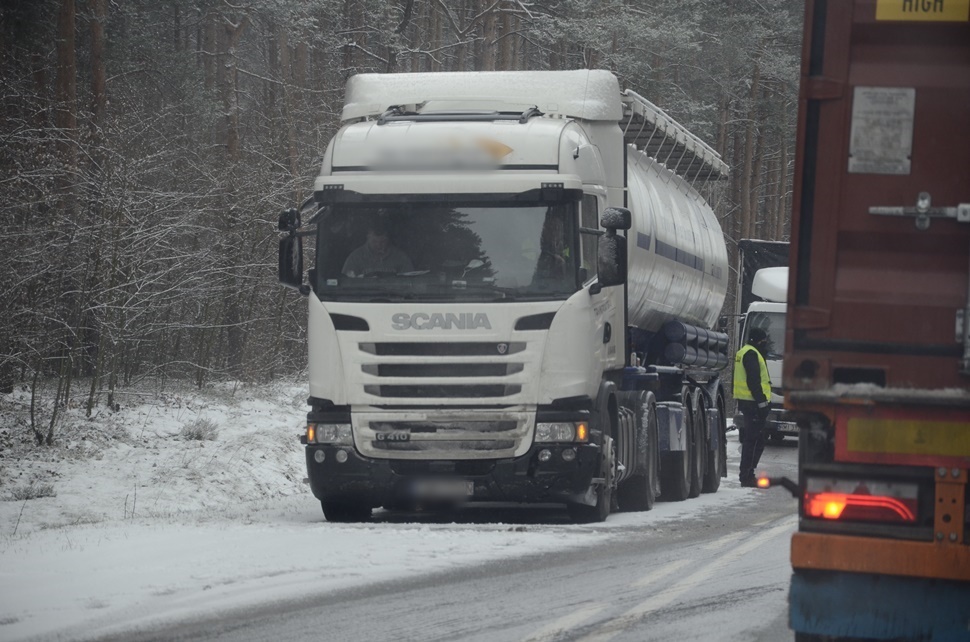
[279,70,731,522]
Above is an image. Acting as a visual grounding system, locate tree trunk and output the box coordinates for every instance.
[89,0,106,134]
[278,28,300,191]
[750,123,765,238]
[740,59,761,241]
[497,6,510,71]
[778,101,791,239]
[202,12,216,91]
[55,0,77,185]
[220,16,249,162]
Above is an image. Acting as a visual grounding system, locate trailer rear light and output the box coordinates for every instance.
[803,478,918,523]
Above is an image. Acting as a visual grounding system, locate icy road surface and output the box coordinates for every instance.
[0,381,799,641]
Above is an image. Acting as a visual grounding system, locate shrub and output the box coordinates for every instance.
[180,418,220,441]
[8,482,56,501]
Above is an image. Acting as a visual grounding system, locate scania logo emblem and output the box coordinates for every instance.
[391,312,491,330]
[496,343,509,354]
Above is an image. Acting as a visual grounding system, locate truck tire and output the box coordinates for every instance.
[660,394,691,502]
[568,405,616,523]
[688,387,706,499]
[322,500,372,523]
[616,391,658,512]
[702,392,726,493]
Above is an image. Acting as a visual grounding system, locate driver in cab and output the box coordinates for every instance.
[341,218,414,277]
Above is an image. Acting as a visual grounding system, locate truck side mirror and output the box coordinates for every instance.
[279,208,301,232]
[600,207,632,231]
[597,230,627,287]
[279,234,308,294]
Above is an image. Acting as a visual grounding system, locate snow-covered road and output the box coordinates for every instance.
[0,382,799,641]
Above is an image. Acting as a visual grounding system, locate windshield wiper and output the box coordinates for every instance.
[325,288,419,302]
[450,282,520,300]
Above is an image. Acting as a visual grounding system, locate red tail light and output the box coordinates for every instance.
[803,479,918,524]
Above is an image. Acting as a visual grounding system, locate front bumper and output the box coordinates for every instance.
[304,441,602,508]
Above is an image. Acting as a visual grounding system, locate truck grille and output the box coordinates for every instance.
[358,341,528,400]
[355,414,532,460]
[360,342,526,356]
[362,363,523,377]
[352,338,535,457]
[364,384,521,398]
[371,420,517,433]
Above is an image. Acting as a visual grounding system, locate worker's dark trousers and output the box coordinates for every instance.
[737,400,767,483]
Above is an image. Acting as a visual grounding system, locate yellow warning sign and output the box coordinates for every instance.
[847,417,970,457]
[876,0,970,21]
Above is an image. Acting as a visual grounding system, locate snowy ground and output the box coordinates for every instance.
[0,379,758,641]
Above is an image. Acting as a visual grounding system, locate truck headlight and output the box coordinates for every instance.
[307,423,353,445]
[535,421,588,443]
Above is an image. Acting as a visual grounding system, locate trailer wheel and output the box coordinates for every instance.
[616,391,658,512]
[702,392,726,493]
[660,390,691,502]
[688,387,706,499]
[322,500,372,523]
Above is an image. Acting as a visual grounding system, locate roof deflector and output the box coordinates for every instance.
[376,105,545,126]
[621,90,729,183]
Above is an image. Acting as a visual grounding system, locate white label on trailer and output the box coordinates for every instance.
[848,87,916,175]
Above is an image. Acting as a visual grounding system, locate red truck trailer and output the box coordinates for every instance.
[782,0,970,639]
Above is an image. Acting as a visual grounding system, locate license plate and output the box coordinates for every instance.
[411,479,474,500]
[375,431,410,442]
[776,422,799,435]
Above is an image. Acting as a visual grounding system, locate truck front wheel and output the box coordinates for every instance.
[322,500,372,523]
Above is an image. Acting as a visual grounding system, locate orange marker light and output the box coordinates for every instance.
[576,422,589,442]
[307,424,316,444]
[757,477,770,489]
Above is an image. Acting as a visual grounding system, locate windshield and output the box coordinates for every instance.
[744,311,785,359]
[311,200,581,302]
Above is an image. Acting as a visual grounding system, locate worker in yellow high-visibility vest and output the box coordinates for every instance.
[733,328,772,487]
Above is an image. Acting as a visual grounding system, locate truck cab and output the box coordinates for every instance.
[739,266,794,442]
